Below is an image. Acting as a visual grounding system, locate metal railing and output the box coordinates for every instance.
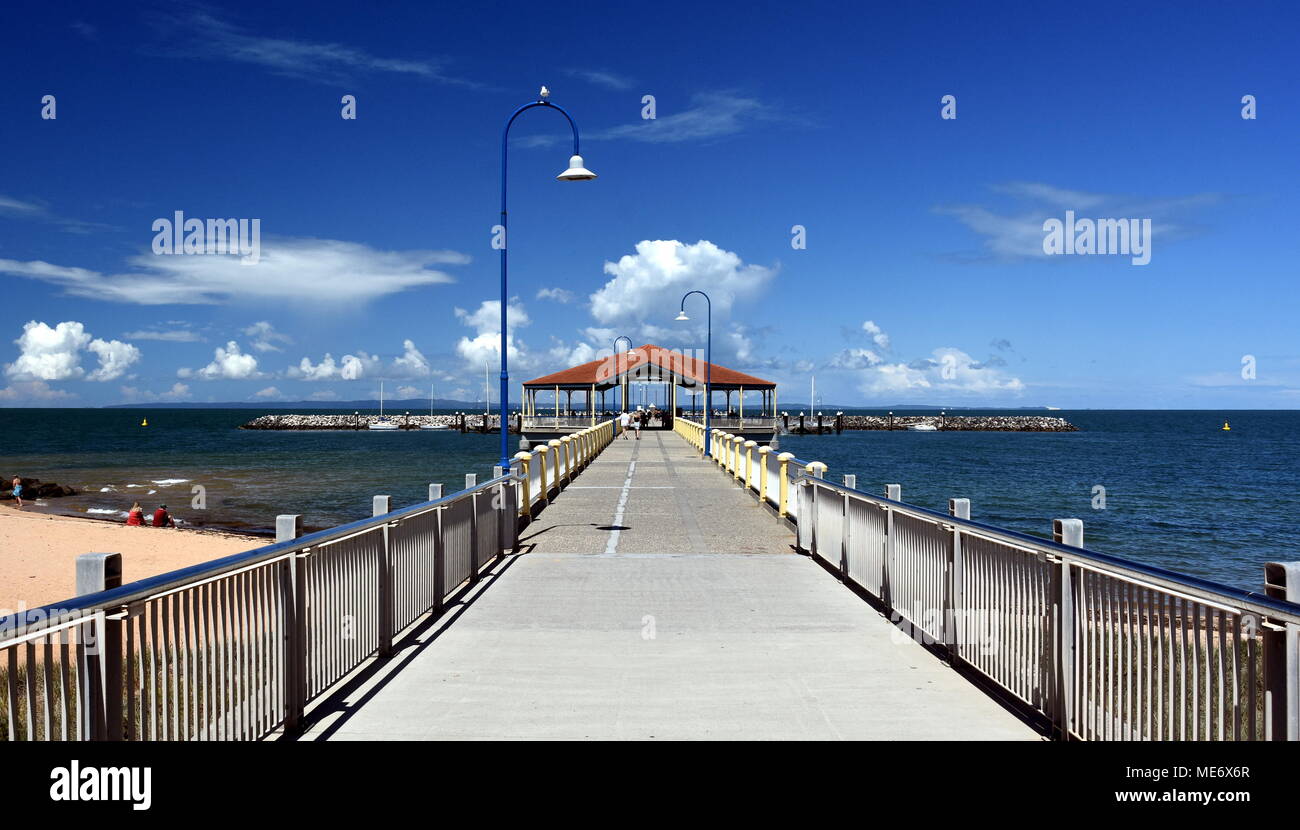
[676,420,1300,741]
[512,418,617,516]
[0,420,620,742]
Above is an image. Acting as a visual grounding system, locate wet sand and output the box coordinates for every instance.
[0,505,259,613]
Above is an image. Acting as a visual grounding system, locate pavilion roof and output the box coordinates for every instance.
[522,344,775,390]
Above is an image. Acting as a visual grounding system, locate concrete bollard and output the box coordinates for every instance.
[885,484,901,501]
[843,474,856,490]
[76,552,122,596]
[276,514,302,542]
[372,495,391,517]
[76,552,124,739]
[806,461,827,479]
[465,473,477,490]
[758,446,771,503]
[949,498,971,520]
[429,483,444,501]
[1053,518,1084,547]
[777,452,794,517]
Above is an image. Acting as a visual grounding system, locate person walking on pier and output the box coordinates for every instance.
[619,410,631,439]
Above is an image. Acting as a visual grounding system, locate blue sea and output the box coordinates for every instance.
[1,408,1295,591]
[779,410,1299,591]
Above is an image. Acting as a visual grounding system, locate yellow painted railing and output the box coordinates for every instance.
[512,418,618,517]
[670,422,825,522]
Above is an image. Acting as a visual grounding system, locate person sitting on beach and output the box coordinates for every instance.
[151,504,176,528]
[10,476,23,509]
[126,502,144,526]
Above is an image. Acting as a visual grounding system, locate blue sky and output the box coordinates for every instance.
[1,0,1297,408]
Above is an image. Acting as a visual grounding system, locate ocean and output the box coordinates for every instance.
[1,408,1295,591]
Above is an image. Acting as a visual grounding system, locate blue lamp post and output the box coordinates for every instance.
[497,88,596,467]
[675,291,711,457]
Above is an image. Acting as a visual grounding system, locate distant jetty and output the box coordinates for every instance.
[240,413,510,432]
[782,413,1078,433]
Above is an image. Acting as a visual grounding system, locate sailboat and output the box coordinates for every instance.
[420,382,447,429]
[368,381,399,430]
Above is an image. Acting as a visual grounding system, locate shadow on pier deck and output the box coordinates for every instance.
[301,431,1038,741]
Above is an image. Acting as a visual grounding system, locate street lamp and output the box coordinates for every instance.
[675,291,712,457]
[496,88,596,467]
[612,335,635,413]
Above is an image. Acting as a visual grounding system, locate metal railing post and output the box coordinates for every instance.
[514,453,532,516]
[548,440,562,489]
[882,485,899,611]
[1264,561,1300,741]
[282,551,308,733]
[758,446,770,505]
[777,452,793,517]
[76,553,122,741]
[373,496,393,658]
[948,499,968,672]
[743,440,756,490]
[537,444,550,503]
[428,483,444,502]
[1053,518,1084,739]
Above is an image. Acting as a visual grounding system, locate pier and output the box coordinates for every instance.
[3,417,1298,741]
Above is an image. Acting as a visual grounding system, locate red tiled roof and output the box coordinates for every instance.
[523,344,774,389]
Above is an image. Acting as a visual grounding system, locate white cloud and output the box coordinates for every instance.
[536,286,576,303]
[862,320,890,350]
[564,68,634,90]
[290,351,376,381]
[454,300,532,368]
[122,328,202,342]
[5,320,140,383]
[161,10,481,87]
[307,389,339,401]
[252,386,287,400]
[591,239,775,326]
[86,338,142,382]
[395,385,421,398]
[859,348,1024,396]
[243,321,292,352]
[0,237,469,306]
[120,382,191,403]
[0,381,77,402]
[179,341,259,380]
[391,339,431,378]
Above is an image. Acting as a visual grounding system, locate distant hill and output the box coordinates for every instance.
[107,398,489,410]
[779,403,1058,412]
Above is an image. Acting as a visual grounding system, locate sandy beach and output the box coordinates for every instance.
[0,506,258,613]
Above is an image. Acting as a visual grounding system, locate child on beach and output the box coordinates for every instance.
[10,477,22,509]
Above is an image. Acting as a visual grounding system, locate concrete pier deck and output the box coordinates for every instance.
[302,431,1039,740]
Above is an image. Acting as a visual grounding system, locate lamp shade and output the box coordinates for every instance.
[557,155,597,181]
[675,311,690,321]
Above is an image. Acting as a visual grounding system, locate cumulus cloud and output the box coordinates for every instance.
[859,348,1025,396]
[395,385,422,398]
[179,341,259,380]
[290,352,375,381]
[391,339,431,378]
[252,386,287,400]
[862,320,890,350]
[243,321,292,352]
[122,327,202,342]
[591,240,775,326]
[454,300,531,368]
[0,237,469,306]
[5,320,140,383]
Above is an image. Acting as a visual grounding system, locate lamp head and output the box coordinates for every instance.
[675,311,690,321]
[557,155,597,181]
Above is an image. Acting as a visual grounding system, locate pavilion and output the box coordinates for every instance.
[520,344,778,437]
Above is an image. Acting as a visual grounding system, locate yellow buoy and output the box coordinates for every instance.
[141,418,148,427]
[1222,421,1230,431]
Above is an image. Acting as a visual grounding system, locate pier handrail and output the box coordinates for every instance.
[792,473,1300,624]
[0,470,520,641]
[1,419,622,741]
